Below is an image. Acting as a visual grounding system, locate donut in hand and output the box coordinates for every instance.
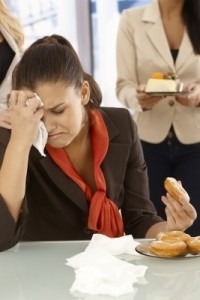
[164,177,189,202]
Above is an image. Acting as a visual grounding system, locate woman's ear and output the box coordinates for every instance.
[81,81,90,105]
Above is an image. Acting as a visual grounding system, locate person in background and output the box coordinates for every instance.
[0,0,24,128]
[116,0,200,236]
[0,34,196,252]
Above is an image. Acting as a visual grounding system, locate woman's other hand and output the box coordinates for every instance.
[161,193,197,232]
[0,109,11,129]
[176,83,200,107]
[136,84,163,110]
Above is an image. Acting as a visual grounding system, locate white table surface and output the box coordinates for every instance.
[0,240,200,300]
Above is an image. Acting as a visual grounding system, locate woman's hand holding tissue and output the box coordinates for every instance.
[8,90,44,149]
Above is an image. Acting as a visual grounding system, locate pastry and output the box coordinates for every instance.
[164,177,189,202]
[156,231,191,243]
[145,72,178,93]
[186,236,200,253]
[149,240,187,257]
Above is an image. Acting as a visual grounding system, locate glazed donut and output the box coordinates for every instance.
[149,240,187,257]
[186,236,200,253]
[156,231,191,243]
[164,177,189,202]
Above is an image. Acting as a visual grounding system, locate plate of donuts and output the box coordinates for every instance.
[135,231,200,259]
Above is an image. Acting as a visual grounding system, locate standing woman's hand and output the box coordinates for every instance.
[0,109,11,129]
[136,84,163,110]
[8,90,44,150]
[176,83,200,107]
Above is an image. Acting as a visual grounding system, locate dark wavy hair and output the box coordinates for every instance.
[182,0,200,54]
[12,34,102,108]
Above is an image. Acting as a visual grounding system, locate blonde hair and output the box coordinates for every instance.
[0,0,24,52]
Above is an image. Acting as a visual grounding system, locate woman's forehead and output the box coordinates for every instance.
[35,82,80,107]
[35,82,75,96]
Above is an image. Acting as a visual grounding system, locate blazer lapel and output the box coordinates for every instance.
[176,31,193,72]
[100,109,130,199]
[146,22,175,71]
[143,1,194,73]
[143,0,175,71]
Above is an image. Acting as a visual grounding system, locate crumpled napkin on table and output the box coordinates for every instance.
[66,234,147,297]
[85,233,141,256]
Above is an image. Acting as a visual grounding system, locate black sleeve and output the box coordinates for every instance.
[0,128,27,251]
[121,110,164,238]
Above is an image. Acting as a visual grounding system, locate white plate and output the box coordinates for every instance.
[135,242,200,259]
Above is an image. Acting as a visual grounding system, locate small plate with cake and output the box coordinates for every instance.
[145,72,188,96]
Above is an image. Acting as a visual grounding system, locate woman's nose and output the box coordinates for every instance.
[42,114,54,132]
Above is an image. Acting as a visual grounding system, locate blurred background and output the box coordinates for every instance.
[5,0,151,106]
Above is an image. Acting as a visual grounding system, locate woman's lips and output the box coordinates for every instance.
[48,132,63,139]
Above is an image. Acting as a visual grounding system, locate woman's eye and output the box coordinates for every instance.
[52,109,65,115]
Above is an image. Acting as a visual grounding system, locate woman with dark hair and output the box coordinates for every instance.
[0,34,196,251]
[116,0,200,236]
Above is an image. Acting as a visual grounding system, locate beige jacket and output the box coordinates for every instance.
[116,0,200,144]
[0,24,21,110]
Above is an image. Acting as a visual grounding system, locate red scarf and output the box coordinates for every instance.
[46,109,124,237]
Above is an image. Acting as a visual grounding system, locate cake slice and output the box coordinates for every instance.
[145,78,177,92]
[145,72,177,93]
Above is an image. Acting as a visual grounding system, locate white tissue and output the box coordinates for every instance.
[27,93,48,156]
[66,235,148,297]
[85,233,140,256]
[33,120,48,156]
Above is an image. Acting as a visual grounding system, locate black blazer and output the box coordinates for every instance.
[0,107,163,251]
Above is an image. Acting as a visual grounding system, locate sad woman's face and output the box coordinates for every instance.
[35,80,90,148]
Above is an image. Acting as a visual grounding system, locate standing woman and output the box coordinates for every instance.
[116,0,200,236]
[0,0,24,128]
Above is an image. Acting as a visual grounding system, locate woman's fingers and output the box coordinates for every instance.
[8,90,43,113]
[176,83,200,106]
[25,93,44,111]
[164,207,175,224]
[9,90,34,107]
[162,195,186,221]
[137,93,162,109]
[178,196,197,220]
[162,193,195,218]
[161,194,197,230]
